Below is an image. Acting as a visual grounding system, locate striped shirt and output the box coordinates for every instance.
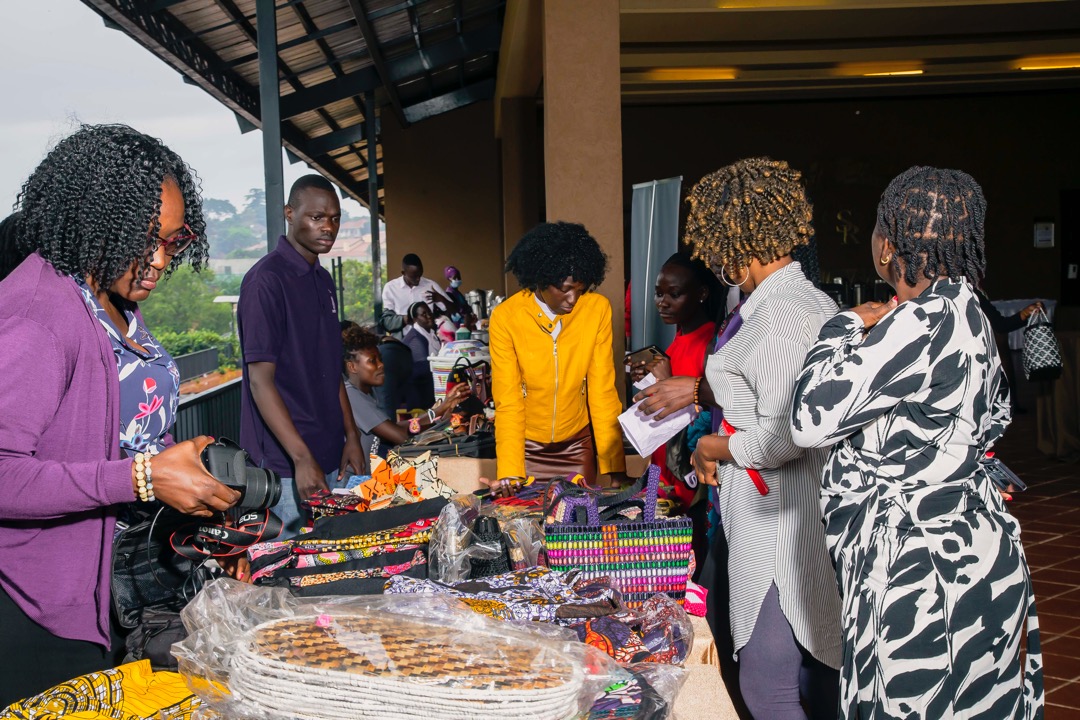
[705,261,843,668]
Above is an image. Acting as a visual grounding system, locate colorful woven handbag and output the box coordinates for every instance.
[543,465,693,609]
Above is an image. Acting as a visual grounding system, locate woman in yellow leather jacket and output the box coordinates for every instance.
[489,222,626,484]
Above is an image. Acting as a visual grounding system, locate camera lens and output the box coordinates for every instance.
[236,467,281,510]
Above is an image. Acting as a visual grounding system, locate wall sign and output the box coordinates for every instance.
[1034,220,1055,248]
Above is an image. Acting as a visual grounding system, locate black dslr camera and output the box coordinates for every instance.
[200,438,282,510]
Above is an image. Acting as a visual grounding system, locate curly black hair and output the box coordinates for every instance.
[15,123,208,287]
[505,221,608,291]
[684,158,814,278]
[0,212,27,282]
[342,324,381,372]
[877,166,987,286]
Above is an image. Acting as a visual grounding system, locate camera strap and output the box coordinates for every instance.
[170,509,282,560]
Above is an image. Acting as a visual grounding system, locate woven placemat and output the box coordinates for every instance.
[231,613,585,719]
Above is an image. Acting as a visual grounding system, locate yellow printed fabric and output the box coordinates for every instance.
[0,660,200,720]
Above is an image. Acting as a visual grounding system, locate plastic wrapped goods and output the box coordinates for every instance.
[172,578,621,720]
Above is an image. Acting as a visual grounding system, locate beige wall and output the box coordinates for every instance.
[621,90,1080,303]
[381,100,506,296]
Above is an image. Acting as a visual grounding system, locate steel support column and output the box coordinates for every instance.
[256,0,284,250]
[367,92,383,321]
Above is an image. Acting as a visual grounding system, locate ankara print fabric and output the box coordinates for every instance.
[792,279,1043,720]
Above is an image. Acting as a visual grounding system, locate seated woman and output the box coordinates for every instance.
[489,221,626,486]
[401,301,441,409]
[343,325,469,455]
[0,124,241,705]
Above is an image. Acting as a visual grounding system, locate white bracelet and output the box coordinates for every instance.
[427,408,437,423]
[134,450,156,503]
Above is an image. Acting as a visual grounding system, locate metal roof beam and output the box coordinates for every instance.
[403,78,495,123]
[344,0,410,127]
[79,0,375,209]
[306,121,378,157]
[279,23,501,118]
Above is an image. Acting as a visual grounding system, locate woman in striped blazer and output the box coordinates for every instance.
[642,158,843,718]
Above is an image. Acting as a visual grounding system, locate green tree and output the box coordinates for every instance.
[340,260,387,328]
[140,265,232,335]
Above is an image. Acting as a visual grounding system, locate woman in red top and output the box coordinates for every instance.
[630,252,723,514]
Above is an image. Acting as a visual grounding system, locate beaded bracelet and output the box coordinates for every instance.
[134,451,156,503]
[692,377,702,412]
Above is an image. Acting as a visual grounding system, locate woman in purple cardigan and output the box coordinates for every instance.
[0,125,242,705]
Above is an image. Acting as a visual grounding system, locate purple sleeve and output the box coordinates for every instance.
[239,272,286,364]
[0,317,134,520]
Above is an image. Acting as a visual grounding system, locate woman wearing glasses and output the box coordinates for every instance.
[0,124,241,704]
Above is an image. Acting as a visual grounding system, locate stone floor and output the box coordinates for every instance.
[998,413,1080,719]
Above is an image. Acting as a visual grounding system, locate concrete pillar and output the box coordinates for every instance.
[542,0,625,394]
[501,97,541,294]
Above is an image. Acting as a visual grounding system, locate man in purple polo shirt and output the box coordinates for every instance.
[238,174,365,536]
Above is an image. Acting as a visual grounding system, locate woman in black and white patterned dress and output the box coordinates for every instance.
[791,166,1043,719]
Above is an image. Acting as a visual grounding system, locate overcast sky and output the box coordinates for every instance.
[0,0,369,219]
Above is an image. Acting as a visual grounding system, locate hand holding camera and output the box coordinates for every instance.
[139,437,241,517]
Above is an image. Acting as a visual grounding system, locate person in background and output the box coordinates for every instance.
[628,252,724,561]
[0,212,27,282]
[792,166,1042,719]
[444,265,474,324]
[380,253,451,333]
[238,174,366,538]
[0,124,241,705]
[639,158,842,719]
[372,335,413,422]
[489,221,627,486]
[977,288,1044,334]
[343,325,470,456]
[401,301,441,409]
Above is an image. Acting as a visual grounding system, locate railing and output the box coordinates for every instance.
[174,347,219,382]
[172,376,242,442]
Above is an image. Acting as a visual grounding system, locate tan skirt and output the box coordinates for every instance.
[524,425,597,485]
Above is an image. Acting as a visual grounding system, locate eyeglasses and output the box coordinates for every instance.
[147,224,197,259]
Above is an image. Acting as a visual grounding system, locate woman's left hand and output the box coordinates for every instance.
[691,435,725,487]
[850,297,898,329]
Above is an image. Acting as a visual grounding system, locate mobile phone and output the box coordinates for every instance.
[984,456,1028,493]
[624,345,667,368]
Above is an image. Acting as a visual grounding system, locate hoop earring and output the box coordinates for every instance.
[879,253,893,266]
[720,264,750,287]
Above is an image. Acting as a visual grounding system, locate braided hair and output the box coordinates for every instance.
[15,123,208,288]
[684,158,814,277]
[876,166,987,286]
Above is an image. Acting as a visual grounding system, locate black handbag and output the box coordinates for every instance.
[111,509,213,629]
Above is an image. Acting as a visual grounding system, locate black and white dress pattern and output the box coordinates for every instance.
[791,279,1043,719]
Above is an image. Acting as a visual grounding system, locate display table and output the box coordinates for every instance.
[1037,330,1080,462]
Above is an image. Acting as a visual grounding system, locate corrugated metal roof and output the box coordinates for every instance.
[80,0,506,212]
